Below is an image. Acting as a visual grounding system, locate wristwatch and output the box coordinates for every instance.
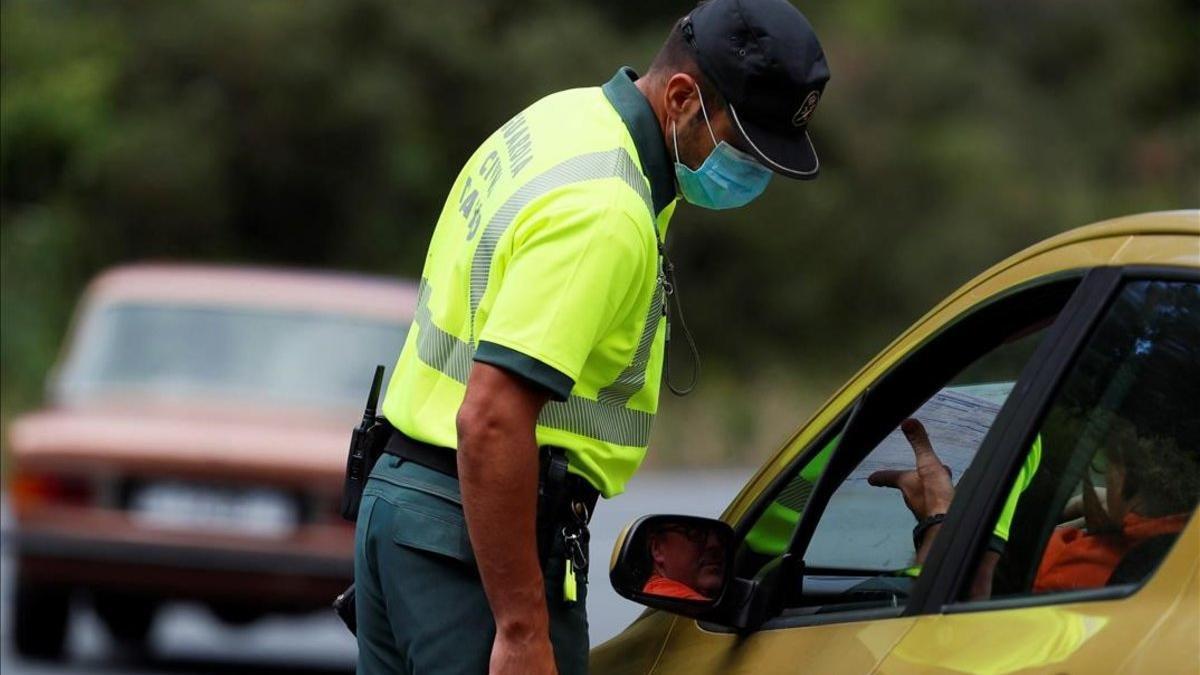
[912,513,947,550]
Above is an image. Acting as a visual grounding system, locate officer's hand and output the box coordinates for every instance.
[868,418,955,520]
[490,632,557,675]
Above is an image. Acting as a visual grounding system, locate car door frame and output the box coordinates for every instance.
[707,265,1155,633]
[915,264,1200,616]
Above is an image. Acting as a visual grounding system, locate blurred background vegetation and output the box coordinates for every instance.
[2,0,1197,468]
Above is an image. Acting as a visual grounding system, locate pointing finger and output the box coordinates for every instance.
[900,418,943,475]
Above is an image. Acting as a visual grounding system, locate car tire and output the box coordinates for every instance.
[13,580,70,660]
[93,592,156,653]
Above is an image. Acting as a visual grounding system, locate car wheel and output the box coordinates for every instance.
[13,580,70,660]
[93,592,157,653]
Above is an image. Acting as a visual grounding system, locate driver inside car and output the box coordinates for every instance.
[1031,417,1195,592]
[871,415,1196,599]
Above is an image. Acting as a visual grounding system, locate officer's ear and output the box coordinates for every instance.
[662,72,700,123]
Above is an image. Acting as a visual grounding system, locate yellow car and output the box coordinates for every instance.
[595,211,1199,675]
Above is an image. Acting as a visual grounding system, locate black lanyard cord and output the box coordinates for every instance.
[662,255,700,396]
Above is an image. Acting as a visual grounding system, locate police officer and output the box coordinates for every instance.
[354,1,830,672]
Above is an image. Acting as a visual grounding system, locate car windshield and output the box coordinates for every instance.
[59,302,408,409]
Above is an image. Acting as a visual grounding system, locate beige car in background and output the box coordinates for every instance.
[5,264,416,660]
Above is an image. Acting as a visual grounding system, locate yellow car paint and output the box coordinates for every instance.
[590,211,1200,675]
[879,514,1199,674]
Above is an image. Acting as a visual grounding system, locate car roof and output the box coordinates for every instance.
[976,210,1197,275]
[83,263,419,322]
[918,210,1198,330]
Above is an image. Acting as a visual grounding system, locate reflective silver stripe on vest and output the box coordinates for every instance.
[539,395,654,447]
[597,280,663,407]
[468,148,652,343]
[413,147,659,448]
[412,279,473,385]
[413,278,655,446]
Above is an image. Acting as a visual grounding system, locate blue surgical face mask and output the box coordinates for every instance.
[672,88,773,210]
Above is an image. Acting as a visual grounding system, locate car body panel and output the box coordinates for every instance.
[591,211,1199,673]
[878,515,1199,674]
[76,263,417,320]
[589,612,681,675]
[10,406,351,491]
[6,263,416,609]
[644,615,917,675]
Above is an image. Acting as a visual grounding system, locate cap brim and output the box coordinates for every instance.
[728,104,820,180]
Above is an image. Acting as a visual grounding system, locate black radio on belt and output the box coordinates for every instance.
[339,365,390,522]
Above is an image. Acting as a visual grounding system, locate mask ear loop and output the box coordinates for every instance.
[672,87,719,167]
[694,86,718,148]
[672,120,682,163]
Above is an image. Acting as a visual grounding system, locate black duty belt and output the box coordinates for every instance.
[381,428,460,478]
[380,428,599,522]
[334,425,599,635]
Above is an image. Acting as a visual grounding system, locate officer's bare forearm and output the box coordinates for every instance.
[460,427,544,637]
[457,362,552,641]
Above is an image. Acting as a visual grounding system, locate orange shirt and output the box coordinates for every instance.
[1034,512,1190,593]
[642,574,708,601]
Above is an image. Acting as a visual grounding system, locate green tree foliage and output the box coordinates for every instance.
[2,0,1197,453]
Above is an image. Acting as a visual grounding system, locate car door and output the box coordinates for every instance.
[644,271,1097,674]
[880,269,1200,674]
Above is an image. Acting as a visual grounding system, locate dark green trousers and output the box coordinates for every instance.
[354,455,590,675]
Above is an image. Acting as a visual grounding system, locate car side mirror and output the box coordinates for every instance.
[609,514,735,618]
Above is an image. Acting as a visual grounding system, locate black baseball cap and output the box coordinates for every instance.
[683,0,830,179]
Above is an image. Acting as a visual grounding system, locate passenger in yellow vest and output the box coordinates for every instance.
[354,1,830,672]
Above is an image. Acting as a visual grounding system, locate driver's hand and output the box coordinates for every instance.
[1080,474,1121,534]
[1061,487,1108,523]
[868,418,955,520]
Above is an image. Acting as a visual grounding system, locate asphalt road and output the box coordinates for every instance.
[1,469,749,674]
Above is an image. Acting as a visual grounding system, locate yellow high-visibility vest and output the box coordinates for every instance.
[382,68,678,498]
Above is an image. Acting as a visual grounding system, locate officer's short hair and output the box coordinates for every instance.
[647,16,726,111]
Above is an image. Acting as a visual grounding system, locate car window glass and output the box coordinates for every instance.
[738,427,842,569]
[969,280,1199,602]
[805,327,1044,571]
[62,303,408,408]
[733,278,1081,620]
